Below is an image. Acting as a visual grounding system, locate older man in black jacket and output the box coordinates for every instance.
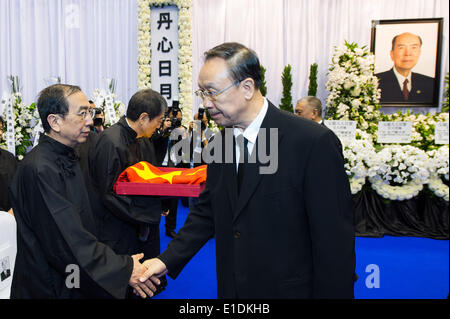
[140,43,355,299]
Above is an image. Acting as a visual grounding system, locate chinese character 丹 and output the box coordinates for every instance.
[158,37,173,53]
[157,12,173,30]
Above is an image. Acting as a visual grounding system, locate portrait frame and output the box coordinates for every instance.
[370,18,443,107]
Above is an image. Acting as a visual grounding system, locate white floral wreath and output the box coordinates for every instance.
[427,146,449,201]
[137,0,193,124]
[369,177,424,201]
[369,145,430,201]
[342,132,379,195]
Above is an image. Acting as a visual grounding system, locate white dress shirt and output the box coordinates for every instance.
[233,98,268,171]
[393,67,412,92]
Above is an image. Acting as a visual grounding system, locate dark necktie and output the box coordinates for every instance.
[403,79,409,101]
[237,135,248,195]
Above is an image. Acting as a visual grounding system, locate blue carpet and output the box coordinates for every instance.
[154,200,449,299]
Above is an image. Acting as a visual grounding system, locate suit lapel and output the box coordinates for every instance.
[233,102,284,222]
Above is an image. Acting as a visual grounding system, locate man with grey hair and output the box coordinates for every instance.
[294,96,324,124]
[9,84,159,299]
[139,42,355,299]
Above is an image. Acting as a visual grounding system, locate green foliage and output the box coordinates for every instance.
[442,73,449,112]
[307,63,318,96]
[260,65,267,97]
[280,64,293,113]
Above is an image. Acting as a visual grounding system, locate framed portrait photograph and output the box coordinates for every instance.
[370,18,443,107]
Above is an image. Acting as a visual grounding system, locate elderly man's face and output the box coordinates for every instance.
[295,102,316,121]
[198,57,246,127]
[56,91,93,147]
[390,33,422,75]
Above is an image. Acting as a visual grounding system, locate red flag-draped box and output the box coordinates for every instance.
[114,167,206,197]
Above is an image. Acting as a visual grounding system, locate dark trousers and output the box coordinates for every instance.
[165,198,178,231]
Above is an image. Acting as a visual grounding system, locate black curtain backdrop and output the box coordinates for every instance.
[353,186,449,240]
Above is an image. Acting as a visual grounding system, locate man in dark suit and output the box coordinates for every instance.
[294,96,324,125]
[139,42,355,298]
[375,32,434,104]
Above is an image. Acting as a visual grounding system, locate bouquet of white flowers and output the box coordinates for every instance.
[343,133,379,194]
[369,145,430,201]
[325,41,382,141]
[91,88,125,127]
[427,145,449,201]
[0,76,40,159]
[387,111,449,151]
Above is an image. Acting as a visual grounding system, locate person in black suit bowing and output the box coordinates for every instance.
[375,32,434,104]
[294,96,324,125]
[139,42,356,299]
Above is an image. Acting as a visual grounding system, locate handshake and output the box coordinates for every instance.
[129,254,168,298]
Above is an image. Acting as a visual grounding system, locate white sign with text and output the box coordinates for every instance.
[150,5,179,107]
[324,120,356,142]
[377,121,412,144]
[434,122,449,144]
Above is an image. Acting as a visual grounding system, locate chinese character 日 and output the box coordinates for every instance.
[159,60,172,76]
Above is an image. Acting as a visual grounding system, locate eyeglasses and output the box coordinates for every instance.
[58,108,96,120]
[194,81,240,101]
[77,108,96,120]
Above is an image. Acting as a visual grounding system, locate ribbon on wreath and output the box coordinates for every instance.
[32,119,44,147]
[1,92,16,155]
[94,89,117,126]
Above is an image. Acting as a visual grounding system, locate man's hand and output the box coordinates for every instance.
[129,253,159,299]
[163,118,172,130]
[139,258,168,283]
[161,209,169,217]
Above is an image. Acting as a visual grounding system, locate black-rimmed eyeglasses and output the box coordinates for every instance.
[194,81,240,101]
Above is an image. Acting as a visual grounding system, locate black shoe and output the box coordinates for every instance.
[166,229,177,238]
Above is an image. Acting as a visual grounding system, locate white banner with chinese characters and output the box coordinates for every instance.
[377,121,412,144]
[324,120,356,143]
[150,5,179,107]
[0,93,16,155]
[434,122,449,145]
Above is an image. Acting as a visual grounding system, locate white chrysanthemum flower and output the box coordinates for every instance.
[369,145,430,200]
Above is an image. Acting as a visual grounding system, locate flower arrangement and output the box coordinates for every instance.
[386,110,449,151]
[427,145,449,201]
[137,0,193,123]
[0,76,40,160]
[342,133,379,194]
[91,88,125,127]
[325,41,382,141]
[369,145,430,201]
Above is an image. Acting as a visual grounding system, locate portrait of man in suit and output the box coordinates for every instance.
[375,32,435,104]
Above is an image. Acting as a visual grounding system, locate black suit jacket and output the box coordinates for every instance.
[88,117,162,258]
[376,68,434,104]
[158,102,356,298]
